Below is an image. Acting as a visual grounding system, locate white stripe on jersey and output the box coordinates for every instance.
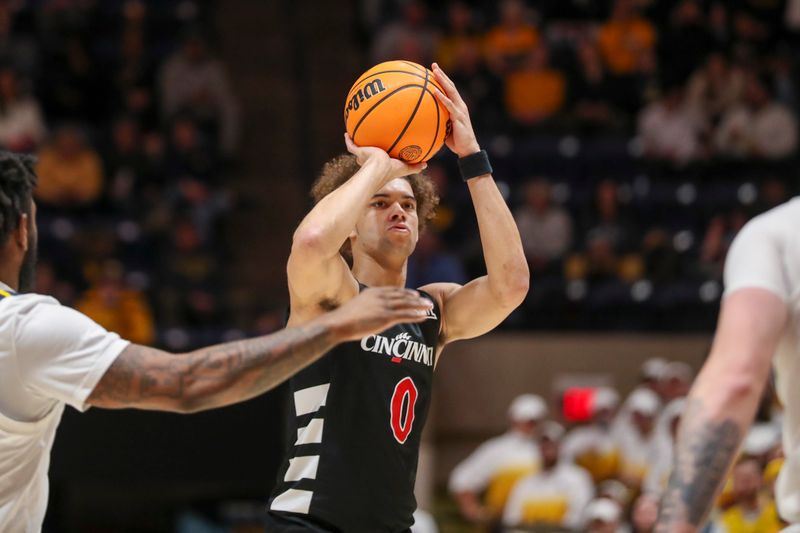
[293,383,330,416]
[271,383,332,514]
[296,418,324,445]
[284,455,320,482]
[271,488,314,514]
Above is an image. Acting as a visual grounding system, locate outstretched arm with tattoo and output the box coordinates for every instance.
[654,288,787,532]
[88,287,432,413]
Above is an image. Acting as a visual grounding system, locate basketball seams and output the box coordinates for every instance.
[385,68,430,160]
[400,61,428,74]
[350,85,446,160]
[416,77,447,163]
[421,77,446,162]
[347,72,444,110]
[346,70,428,103]
[348,61,425,91]
[351,84,423,142]
[420,94,442,163]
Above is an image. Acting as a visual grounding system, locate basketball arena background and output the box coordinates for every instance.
[4,0,791,531]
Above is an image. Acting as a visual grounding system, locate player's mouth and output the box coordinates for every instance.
[388,224,410,233]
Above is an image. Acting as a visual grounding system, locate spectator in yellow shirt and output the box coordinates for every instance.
[503,422,594,532]
[505,46,566,127]
[483,0,539,74]
[77,260,155,345]
[713,459,782,533]
[35,125,104,208]
[597,0,657,76]
[449,394,547,526]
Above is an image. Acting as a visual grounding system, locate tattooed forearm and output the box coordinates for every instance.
[88,286,432,412]
[88,323,335,412]
[654,399,741,533]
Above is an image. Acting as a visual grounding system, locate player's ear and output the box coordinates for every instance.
[15,213,28,253]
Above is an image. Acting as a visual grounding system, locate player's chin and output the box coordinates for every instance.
[384,234,416,254]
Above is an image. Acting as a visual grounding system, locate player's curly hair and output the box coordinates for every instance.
[311,154,439,259]
[0,152,36,246]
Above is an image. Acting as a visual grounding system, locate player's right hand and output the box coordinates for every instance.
[322,287,433,342]
[344,133,426,180]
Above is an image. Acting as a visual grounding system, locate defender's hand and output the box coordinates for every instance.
[320,287,433,342]
[431,63,481,158]
[344,133,427,180]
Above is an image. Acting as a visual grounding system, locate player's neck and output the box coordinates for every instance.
[0,243,20,291]
[351,254,407,288]
[0,271,18,292]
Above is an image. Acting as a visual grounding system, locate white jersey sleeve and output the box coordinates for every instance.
[724,216,791,302]
[13,296,130,412]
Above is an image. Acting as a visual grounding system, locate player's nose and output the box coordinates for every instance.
[388,202,406,220]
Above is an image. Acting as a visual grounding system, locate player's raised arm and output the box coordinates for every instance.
[287,136,425,310]
[87,287,432,413]
[422,63,529,344]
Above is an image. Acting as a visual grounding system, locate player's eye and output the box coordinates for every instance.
[371,201,385,208]
[403,202,416,210]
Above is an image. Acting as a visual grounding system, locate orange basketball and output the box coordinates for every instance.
[344,60,451,164]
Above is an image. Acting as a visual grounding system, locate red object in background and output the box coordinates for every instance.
[562,387,595,422]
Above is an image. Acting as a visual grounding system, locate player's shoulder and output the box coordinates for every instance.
[726,199,800,265]
[416,282,454,319]
[0,292,60,317]
[740,197,800,238]
[0,293,83,339]
[0,293,63,349]
[417,282,459,300]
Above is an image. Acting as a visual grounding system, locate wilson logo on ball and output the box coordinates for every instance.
[399,145,422,162]
[344,79,386,120]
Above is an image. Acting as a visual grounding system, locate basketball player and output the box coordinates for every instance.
[266,63,529,532]
[654,198,800,532]
[0,153,435,530]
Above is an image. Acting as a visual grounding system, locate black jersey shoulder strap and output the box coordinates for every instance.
[356,282,439,316]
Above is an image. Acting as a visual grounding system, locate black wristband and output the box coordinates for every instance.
[457,150,492,181]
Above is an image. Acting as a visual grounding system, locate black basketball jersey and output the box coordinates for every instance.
[266,286,441,533]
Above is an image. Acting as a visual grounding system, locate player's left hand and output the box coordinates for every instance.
[431,62,481,158]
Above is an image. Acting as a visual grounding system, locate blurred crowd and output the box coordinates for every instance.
[448,359,784,532]
[364,0,799,150]
[361,0,800,330]
[0,0,245,349]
